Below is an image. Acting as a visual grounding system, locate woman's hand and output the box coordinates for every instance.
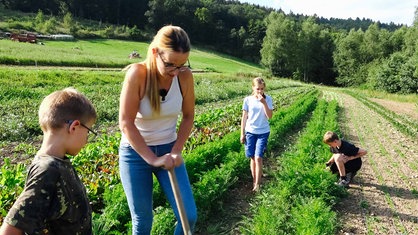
[154,154,175,170]
[155,153,184,170]
[170,153,184,167]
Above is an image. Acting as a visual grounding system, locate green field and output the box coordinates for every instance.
[1,38,417,235]
[0,38,264,73]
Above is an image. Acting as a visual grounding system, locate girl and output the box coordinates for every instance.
[240,77,273,191]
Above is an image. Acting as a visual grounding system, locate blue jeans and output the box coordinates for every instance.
[245,132,270,157]
[119,142,197,235]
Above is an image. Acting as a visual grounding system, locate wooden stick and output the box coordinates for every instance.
[168,168,192,235]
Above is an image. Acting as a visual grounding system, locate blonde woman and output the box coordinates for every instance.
[118,25,197,234]
[240,77,273,191]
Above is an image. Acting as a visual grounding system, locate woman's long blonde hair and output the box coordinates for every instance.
[144,25,191,114]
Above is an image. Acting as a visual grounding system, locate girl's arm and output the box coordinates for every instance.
[259,95,273,119]
[240,110,248,144]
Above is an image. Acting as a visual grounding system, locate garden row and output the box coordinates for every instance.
[0,67,301,142]
[0,87,317,232]
[239,97,346,234]
[88,88,320,234]
[0,68,306,227]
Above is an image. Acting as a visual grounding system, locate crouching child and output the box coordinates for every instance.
[323,131,367,188]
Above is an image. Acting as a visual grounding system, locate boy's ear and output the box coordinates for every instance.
[68,120,81,131]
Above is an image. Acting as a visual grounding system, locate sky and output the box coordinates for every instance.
[238,0,417,26]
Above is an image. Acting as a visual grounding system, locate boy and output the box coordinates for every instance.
[323,131,367,188]
[0,88,97,235]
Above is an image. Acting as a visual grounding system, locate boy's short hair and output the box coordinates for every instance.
[323,131,339,143]
[38,87,97,132]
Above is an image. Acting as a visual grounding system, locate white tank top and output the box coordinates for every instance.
[121,76,183,146]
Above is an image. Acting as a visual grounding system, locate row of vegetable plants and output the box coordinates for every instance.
[0,67,300,142]
[188,86,314,153]
[84,88,320,234]
[0,65,321,233]
[239,97,346,234]
[0,70,307,225]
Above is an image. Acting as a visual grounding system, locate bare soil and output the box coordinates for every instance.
[370,98,418,121]
[335,93,418,235]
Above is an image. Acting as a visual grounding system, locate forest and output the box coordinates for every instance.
[1,0,417,93]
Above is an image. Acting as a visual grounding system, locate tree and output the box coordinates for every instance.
[261,12,298,77]
[374,52,418,94]
[298,18,335,84]
[333,29,366,86]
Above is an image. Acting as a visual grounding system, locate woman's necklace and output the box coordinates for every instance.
[158,76,172,101]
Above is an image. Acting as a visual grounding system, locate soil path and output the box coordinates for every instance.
[327,91,418,235]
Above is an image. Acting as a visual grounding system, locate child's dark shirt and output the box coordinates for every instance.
[330,140,359,156]
[4,155,92,235]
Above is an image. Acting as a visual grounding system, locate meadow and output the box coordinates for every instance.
[1,38,417,234]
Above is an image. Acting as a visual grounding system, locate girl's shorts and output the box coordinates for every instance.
[245,132,270,158]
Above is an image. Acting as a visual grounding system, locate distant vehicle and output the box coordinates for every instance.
[10,32,37,43]
[129,50,141,59]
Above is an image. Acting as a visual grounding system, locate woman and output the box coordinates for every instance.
[118,25,197,235]
[240,77,273,191]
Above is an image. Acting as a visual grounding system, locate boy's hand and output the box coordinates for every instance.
[342,154,350,163]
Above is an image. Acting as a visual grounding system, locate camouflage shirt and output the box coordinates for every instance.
[4,155,92,235]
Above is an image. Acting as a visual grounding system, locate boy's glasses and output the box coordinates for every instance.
[66,120,97,142]
[158,53,190,72]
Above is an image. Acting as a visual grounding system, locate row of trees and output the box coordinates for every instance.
[260,11,418,93]
[2,0,401,63]
[1,0,417,93]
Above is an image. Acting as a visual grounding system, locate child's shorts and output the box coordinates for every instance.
[330,157,362,175]
[245,132,270,158]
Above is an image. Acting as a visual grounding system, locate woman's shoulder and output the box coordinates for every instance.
[178,68,193,82]
[177,68,194,92]
[124,63,147,83]
[125,62,146,74]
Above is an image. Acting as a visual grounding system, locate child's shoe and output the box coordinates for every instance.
[337,177,350,188]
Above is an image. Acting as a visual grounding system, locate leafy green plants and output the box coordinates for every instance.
[0,158,26,220]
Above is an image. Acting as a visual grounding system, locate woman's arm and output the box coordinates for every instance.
[119,64,173,169]
[171,69,195,166]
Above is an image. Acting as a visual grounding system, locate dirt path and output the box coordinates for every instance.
[327,91,418,235]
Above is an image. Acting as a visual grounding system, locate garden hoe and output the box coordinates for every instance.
[168,169,192,235]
